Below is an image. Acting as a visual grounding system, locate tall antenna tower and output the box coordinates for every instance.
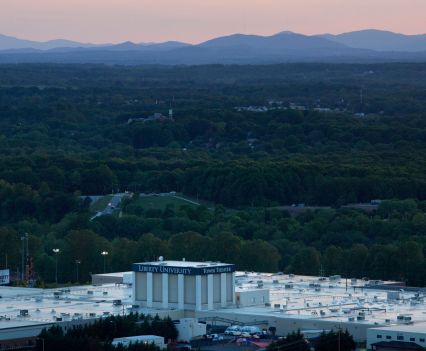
[169,99,174,119]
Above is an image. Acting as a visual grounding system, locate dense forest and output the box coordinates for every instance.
[0,63,426,286]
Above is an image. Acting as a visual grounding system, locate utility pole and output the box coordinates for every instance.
[338,325,341,351]
[75,260,81,283]
[53,248,60,284]
[101,251,109,273]
[20,233,28,282]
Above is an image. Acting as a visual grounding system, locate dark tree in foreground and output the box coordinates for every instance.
[315,330,356,351]
[36,314,177,351]
[267,331,310,351]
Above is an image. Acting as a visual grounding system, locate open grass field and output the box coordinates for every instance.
[132,194,199,211]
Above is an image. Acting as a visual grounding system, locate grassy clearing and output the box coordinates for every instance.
[90,195,113,212]
[132,195,199,211]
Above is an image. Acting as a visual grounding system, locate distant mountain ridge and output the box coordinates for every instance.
[1,29,426,65]
[0,33,97,50]
[320,29,426,52]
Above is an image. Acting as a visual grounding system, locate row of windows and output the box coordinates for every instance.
[376,335,425,343]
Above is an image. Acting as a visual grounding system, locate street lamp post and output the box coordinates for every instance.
[101,251,108,273]
[52,248,60,284]
[75,260,81,283]
[20,233,28,282]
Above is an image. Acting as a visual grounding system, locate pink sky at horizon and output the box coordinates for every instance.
[1,0,425,44]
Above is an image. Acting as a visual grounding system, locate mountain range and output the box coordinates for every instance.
[1,29,426,65]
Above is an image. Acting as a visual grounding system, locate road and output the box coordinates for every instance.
[90,193,131,220]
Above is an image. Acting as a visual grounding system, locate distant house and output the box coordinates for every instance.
[127,112,174,124]
[235,106,269,113]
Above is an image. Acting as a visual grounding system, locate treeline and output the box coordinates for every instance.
[36,313,177,351]
[2,198,426,286]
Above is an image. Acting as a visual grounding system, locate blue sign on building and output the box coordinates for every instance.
[132,263,235,276]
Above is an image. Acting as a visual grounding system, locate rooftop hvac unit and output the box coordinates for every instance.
[19,309,29,317]
[387,291,402,301]
[329,275,341,281]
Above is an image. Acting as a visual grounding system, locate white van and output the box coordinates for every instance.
[224,326,242,336]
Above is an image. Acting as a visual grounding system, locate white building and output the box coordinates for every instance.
[235,288,270,307]
[367,323,426,350]
[112,335,165,349]
[174,318,207,342]
[132,260,235,310]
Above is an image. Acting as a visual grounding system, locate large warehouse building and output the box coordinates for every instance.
[132,260,236,310]
[1,259,426,350]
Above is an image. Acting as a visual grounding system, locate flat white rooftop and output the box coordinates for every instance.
[369,322,426,333]
[233,272,426,327]
[134,260,231,268]
[92,272,130,278]
[0,283,145,336]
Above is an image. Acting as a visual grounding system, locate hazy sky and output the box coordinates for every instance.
[1,0,426,44]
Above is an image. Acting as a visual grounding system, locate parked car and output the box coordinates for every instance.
[207,334,224,341]
[241,326,262,335]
